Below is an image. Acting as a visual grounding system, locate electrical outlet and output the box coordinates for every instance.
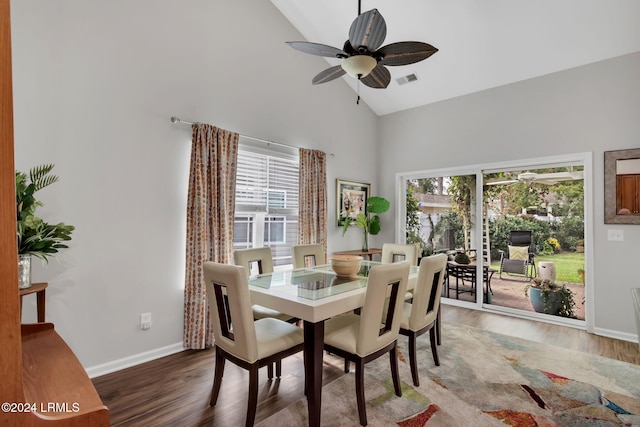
[607,229,624,241]
[140,312,151,330]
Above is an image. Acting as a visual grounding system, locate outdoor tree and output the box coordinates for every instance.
[447,175,475,251]
[551,180,584,218]
[405,187,426,252]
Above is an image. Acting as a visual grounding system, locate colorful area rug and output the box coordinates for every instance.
[257,323,640,426]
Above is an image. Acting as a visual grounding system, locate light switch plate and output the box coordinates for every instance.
[607,229,624,241]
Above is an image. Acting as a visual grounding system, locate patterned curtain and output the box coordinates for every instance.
[183,123,238,349]
[298,148,328,259]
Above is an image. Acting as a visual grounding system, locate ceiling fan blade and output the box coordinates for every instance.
[533,179,560,185]
[287,41,347,58]
[349,9,386,52]
[486,179,518,186]
[312,65,346,85]
[535,171,584,181]
[360,64,390,89]
[378,42,438,66]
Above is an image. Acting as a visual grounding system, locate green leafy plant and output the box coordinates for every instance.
[342,196,390,251]
[454,252,470,264]
[16,164,75,262]
[524,278,576,318]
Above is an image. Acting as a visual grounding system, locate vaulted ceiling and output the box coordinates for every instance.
[271,0,640,116]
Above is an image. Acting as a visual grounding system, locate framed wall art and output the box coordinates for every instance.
[604,148,640,224]
[336,179,370,226]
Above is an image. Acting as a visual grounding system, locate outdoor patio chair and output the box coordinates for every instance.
[498,230,536,281]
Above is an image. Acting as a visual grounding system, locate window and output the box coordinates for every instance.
[264,215,286,244]
[233,147,299,267]
[233,216,254,246]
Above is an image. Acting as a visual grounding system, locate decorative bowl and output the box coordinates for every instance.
[329,255,362,277]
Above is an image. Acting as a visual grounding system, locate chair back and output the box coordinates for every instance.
[509,230,532,247]
[357,261,409,356]
[292,244,326,269]
[233,247,274,276]
[203,262,259,363]
[381,243,419,266]
[407,254,447,330]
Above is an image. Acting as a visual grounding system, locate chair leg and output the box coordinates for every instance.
[210,347,226,406]
[276,360,282,378]
[436,308,442,345]
[344,358,350,373]
[267,363,274,380]
[429,327,440,366]
[355,360,367,426]
[408,333,419,387]
[390,343,402,397]
[246,366,259,427]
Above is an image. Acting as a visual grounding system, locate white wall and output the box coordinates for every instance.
[378,52,640,339]
[10,0,378,370]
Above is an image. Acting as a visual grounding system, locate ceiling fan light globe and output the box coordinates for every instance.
[341,55,377,78]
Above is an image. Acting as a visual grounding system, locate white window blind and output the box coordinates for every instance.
[234,151,299,214]
[234,148,299,267]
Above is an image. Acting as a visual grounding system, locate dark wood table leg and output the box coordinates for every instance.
[304,320,324,427]
[36,289,46,322]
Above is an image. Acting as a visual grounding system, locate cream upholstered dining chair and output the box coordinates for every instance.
[233,247,296,323]
[399,253,447,387]
[324,261,409,426]
[291,243,326,269]
[381,243,419,266]
[203,262,304,427]
[381,243,419,302]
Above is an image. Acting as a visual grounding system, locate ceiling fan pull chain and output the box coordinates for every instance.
[357,78,361,104]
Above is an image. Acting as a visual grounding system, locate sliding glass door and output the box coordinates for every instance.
[398,153,592,330]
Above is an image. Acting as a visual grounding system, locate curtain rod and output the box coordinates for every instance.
[170,116,300,151]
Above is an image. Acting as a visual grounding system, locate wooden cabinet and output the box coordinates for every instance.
[616,174,640,214]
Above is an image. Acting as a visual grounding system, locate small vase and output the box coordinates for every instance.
[362,232,369,252]
[18,254,32,289]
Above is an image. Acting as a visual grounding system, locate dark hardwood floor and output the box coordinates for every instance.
[92,305,640,426]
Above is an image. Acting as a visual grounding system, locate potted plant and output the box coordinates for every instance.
[524,278,577,318]
[16,164,75,289]
[342,196,390,251]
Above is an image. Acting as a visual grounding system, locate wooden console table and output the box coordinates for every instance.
[19,282,47,323]
[333,248,382,261]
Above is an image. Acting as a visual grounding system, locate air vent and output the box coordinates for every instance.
[396,73,419,86]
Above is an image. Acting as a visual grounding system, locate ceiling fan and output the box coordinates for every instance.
[286,1,438,90]
[486,171,585,186]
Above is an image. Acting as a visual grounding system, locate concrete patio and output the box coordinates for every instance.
[444,273,586,321]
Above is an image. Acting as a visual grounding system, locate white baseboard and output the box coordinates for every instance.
[86,342,184,379]
[592,327,639,344]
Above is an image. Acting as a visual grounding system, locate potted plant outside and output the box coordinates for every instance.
[524,278,577,318]
[342,196,390,251]
[16,164,75,289]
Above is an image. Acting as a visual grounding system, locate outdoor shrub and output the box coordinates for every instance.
[552,216,584,250]
[564,236,578,251]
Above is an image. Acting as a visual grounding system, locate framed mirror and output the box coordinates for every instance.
[604,148,640,224]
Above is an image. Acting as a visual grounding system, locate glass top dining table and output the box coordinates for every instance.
[247,261,419,427]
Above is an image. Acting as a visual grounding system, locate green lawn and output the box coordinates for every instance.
[491,252,585,284]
